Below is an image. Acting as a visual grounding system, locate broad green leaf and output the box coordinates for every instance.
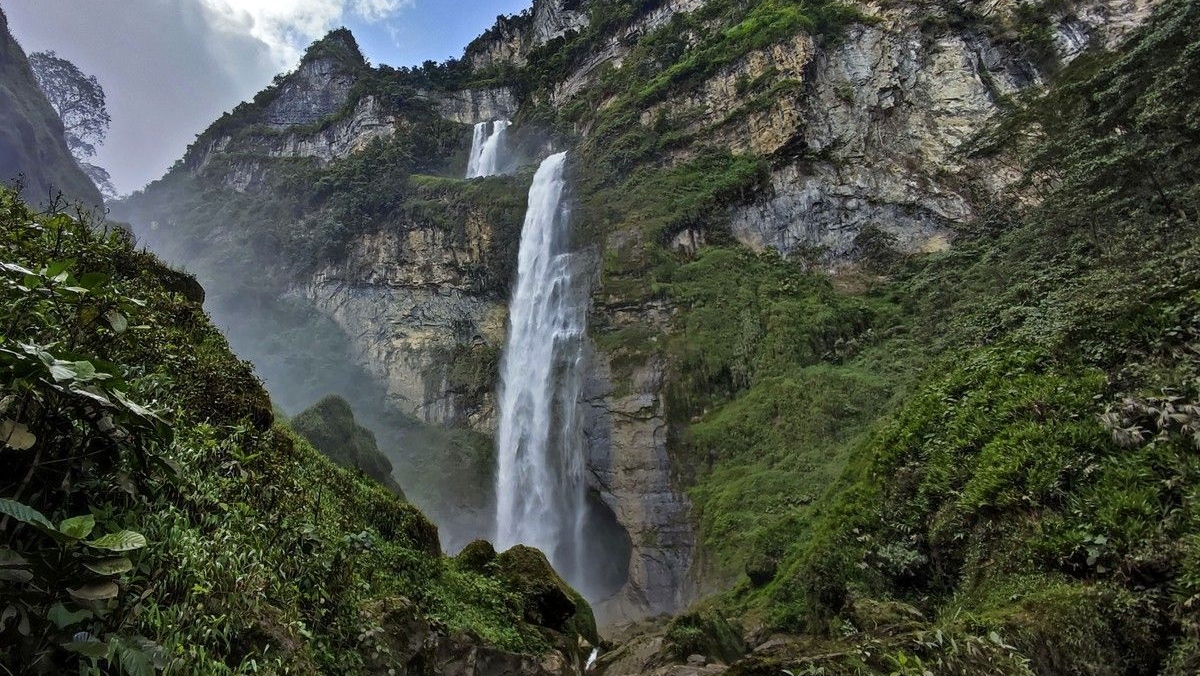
[104,311,128,334]
[0,262,35,276]
[79,272,109,289]
[69,580,119,601]
[63,639,110,659]
[0,419,35,450]
[59,514,96,540]
[0,547,27,567]
[83,556,133,576]
[0,569,33,583]
[86,530,147,552]
[45,260,73,279]
[116,641,155,676]
[47,360,77,382]
[0,498,52,530]
[70,361,100,382]
[111,390,162,422]
[0,546,33,582]
[70,386,113,407]
[48,603,93,629]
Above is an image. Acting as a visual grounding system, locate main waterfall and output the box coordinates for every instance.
[466,120,510,178]
[494,152,591,589]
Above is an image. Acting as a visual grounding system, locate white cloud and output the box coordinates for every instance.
[199,0,412,66]
[4,0,416,193]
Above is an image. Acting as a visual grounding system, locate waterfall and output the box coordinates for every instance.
[466,119,511,178]
[494,151,590,590]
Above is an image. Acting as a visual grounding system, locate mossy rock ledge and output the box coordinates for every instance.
[492,544,601,647]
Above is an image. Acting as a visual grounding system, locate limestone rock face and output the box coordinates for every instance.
[532,0,590,44]
[724,18,1026,259]
[434,87,520,124]
[264,95,398,163]
[719,0,1161,261]
[264,55,359,129]
[550,0,709,105]
[304,226,509,430]
[583,277,695,622]
[467,0,591,70]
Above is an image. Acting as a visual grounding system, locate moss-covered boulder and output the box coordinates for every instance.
[291,394,403,496]
[456,539,498,574]
[663,609,746,665]
[495,545,599,645]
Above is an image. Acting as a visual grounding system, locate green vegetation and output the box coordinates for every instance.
[56,0,1200,671]
[637,1,1200,672]
[0,190,590,674]
[291,395,404,495]
[457,0,1200,671]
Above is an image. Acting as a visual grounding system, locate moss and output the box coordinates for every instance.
[494,545,600,645]
[663,609,746,663]
[456,539,498,574]
[290,395,404,496]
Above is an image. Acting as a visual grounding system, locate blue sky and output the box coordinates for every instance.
[4,0,535,193]
[349,1,530,66]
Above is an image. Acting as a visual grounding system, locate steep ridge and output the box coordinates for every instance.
[111,0,1184,650]
[0,8,101,207]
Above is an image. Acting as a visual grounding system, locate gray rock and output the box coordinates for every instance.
[583,311,696,623]
[263,56,358,129]
[433,87,520,125]
[304,225,509,432]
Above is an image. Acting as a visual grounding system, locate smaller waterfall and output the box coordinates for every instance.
[466,119,511,178]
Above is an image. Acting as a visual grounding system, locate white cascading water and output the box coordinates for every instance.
[466,119,511,178]
[494,151,591,590]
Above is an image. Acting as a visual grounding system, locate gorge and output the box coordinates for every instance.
[3,0,1200,674]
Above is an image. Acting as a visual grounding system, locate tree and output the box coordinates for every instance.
[27,51,116,198]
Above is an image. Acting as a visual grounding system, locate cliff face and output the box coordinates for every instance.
[305,223,510,429]
[117,0,1166,630]
[0,8,101,207]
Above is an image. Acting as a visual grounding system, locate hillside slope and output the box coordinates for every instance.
[0,8,101,207]
[0,189,595,674]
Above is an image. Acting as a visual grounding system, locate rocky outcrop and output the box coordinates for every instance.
[584,304,695,622]
[263,42,361,129]
[467,0,592,70]
[304,225,509,430]
[362,598,587,676]
[551,0,709,105]
[433,88,520,125]
[532,0,590,44]
[722,0,1160,261]
[264,95,398,163]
